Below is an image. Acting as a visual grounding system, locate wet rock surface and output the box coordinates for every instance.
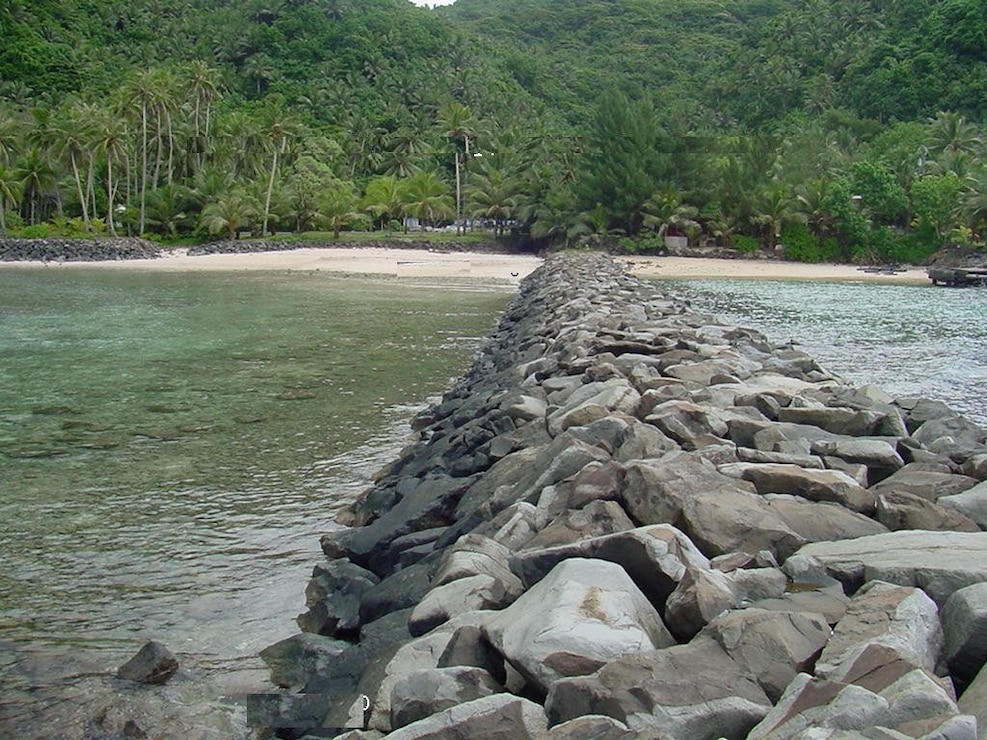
[261,253,987,738]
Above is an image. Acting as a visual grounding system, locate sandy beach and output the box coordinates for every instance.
[0,246,931,284]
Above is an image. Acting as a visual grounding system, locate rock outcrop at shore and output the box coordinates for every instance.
[261,253,987,739]
[187,238,508,256]
[0,237,162,262]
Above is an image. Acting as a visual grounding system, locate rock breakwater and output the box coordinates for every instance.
[0,237,161,262]
[261,253,987,739]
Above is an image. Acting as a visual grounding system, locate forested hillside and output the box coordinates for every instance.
[2,0,986,263]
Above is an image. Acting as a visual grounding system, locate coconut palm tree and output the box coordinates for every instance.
[321,184,361,239]
[466,167,518,236]
[401,171,453,230]
[0,163,20,233]
[200,192,258,240]
[362,175,404,231]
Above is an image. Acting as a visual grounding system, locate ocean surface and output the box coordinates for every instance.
[0,268,511,737]
[662,278,987,427]
[1,268,985,737]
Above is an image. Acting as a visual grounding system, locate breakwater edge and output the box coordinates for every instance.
[259,252,987,738]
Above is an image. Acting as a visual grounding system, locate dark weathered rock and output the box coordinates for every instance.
[116,641,179,685]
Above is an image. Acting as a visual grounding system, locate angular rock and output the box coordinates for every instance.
[939,481,987,529]
[620,452,756,527]
[643,399,730,450]
[957,662,987,737]
[259,632,351,688]
[721,462,875,513]
[385,694,547,740]
[811,438,905,483]
[511,524,710,607]
[431,534,522,593]
[389,666,503,730]
[484,558,675,694]
[298,559,379,637]
[869,464,980,503]
[536,714,645,739]
[613,420,679,462]
[437,624,506,685]
[545,635,772,737]
[702,608,833,701]
[116,641,179,685]
[663,566,737,640]
[678,487,808,561]
[794,531,987,606]
[409,574,517,637]
[764,493,889,543]
[816,581,943,681]
[875,490,980,532]
[747,673,890,739]
[522,500,635,550]
[942,582,987,683]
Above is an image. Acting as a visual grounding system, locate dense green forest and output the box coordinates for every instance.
[1,0,987,262]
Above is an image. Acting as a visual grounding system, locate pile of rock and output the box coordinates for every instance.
[261,253,987,739]
[0,237,161,262]
[187,238,506,256]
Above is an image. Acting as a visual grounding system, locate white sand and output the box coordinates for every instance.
[0,247,931,284]
[625,255,928,284]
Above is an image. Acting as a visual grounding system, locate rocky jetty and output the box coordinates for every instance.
[0,237,162,262]
[261,253,987,739]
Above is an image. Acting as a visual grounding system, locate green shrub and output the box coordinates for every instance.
[18,223,54,238]
[734,234,759,253]
[780,223,843,263]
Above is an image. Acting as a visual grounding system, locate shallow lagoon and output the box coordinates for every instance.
[0,269,510,736]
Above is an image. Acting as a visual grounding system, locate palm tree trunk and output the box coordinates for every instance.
[262,137,284,237]
[69,151,90,230]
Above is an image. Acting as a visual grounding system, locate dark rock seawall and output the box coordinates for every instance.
[261,253,987,739]
[0,238,162,262]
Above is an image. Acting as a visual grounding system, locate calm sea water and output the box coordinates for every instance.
[665,278,987,427]
[0,268,510,738]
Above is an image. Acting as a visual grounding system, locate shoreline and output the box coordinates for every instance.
[0,247,932,284]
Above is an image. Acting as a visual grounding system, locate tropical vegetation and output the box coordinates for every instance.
[2,0,987,263]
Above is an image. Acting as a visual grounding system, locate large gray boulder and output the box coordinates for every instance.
[484,558,675,694]
[868,464,980,503]
[942,582,987,683]
[545,635,772,738]
[719,462,874,513]
[701,608,832,701]
[620,452,756,527]
[794,531,987,606]
[511,524,709,608]
[116,640,179,685]
[385,694,547,739]
[677,487,808,561]
[388,666,503,730]
[958,663,987,739]
[747,673,891,739]
[875,490,980,532]
[408,574,517,637]
[815,581,943,682]
[939,480,987,529]
[763,493,889,543]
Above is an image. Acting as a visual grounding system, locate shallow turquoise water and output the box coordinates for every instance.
[0,268,510,735]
